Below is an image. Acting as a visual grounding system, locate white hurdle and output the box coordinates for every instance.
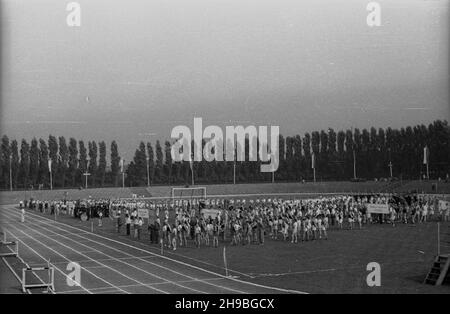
[0,231,19,258]
[21,260,55,293]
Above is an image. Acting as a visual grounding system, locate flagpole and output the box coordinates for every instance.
[312,153,316,183]
[146,157,150,187]
[9,155,12,191]
[233,161,236,185]
[191,162,194,186]
[48,158,53,190]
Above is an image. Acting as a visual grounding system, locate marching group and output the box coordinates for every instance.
[21,193,450,250]
[106,193,449,250]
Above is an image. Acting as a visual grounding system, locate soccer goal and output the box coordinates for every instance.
[171,186,207,202]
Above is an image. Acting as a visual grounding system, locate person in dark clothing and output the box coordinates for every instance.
[148,222,154,243]
[125,214,131,236]
[154,219,160,244]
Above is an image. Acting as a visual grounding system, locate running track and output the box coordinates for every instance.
[0,205,305,294]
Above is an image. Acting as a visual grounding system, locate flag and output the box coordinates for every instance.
[48,159,52,173]
[423,146,429,165]
[311,152,315,169]
[120,158,124,173]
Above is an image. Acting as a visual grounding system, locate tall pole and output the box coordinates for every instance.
[313,167,316,183]
[353,149,357,180]
[146,157,150,187]
[122,168,125,188]
[9,155,13,191]
[388,162,393,179]
[49,158,53,190]
[234,161,236,184]
[83,172,90,189]
[191,161,194,186]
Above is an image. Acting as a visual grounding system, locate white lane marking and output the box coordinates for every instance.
[4,211,208,295]
[2,212,185,294]
[1,228,90,294]
[7,209,246,294]
[4,222,130,294]
[4,205,306,294]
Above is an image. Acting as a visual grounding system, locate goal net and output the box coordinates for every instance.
[171,187,206,202]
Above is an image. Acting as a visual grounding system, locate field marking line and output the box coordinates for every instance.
[2,213,167,294]
[1,257,31,294]
[5,211,218,295]
[3,211,202,294]
[60,276,229,294]
[4,206,306,294]
[49,254,159,266]
[5,209,245,294]
[2,227,89,294]
[1,228,56,294]
[6,210,253,294]
[4,222,130,294]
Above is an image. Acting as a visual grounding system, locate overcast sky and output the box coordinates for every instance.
[1,0,449,160]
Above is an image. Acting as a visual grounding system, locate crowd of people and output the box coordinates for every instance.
[106,193,449,250]
[19,198,110,219]
[22,193,450,250]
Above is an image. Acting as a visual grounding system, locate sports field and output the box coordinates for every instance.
[1,199,449,294]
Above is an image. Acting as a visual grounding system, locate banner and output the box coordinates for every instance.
[138,208,149,219]
[48,159,52,172]
[120,158,124,173]
[201,208,221,219]
[367,203,389,214]
[423,146,429,165]
[311,153,315,169]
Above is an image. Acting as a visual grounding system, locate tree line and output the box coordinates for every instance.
[0,120,448,190]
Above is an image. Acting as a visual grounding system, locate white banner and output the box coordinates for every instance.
[367,203,389,214]
[137,208,149,219]
[201,208,221,219]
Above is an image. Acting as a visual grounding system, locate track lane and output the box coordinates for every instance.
[2,205,306,294]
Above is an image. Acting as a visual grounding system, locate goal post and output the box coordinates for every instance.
[171,186,207,201]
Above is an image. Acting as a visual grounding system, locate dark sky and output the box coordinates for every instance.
[1,0,449,160]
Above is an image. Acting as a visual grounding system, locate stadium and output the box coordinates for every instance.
[1,0,449,299]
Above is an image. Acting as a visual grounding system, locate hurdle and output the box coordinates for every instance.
[0,231,19,258]
[21,260,55,293]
